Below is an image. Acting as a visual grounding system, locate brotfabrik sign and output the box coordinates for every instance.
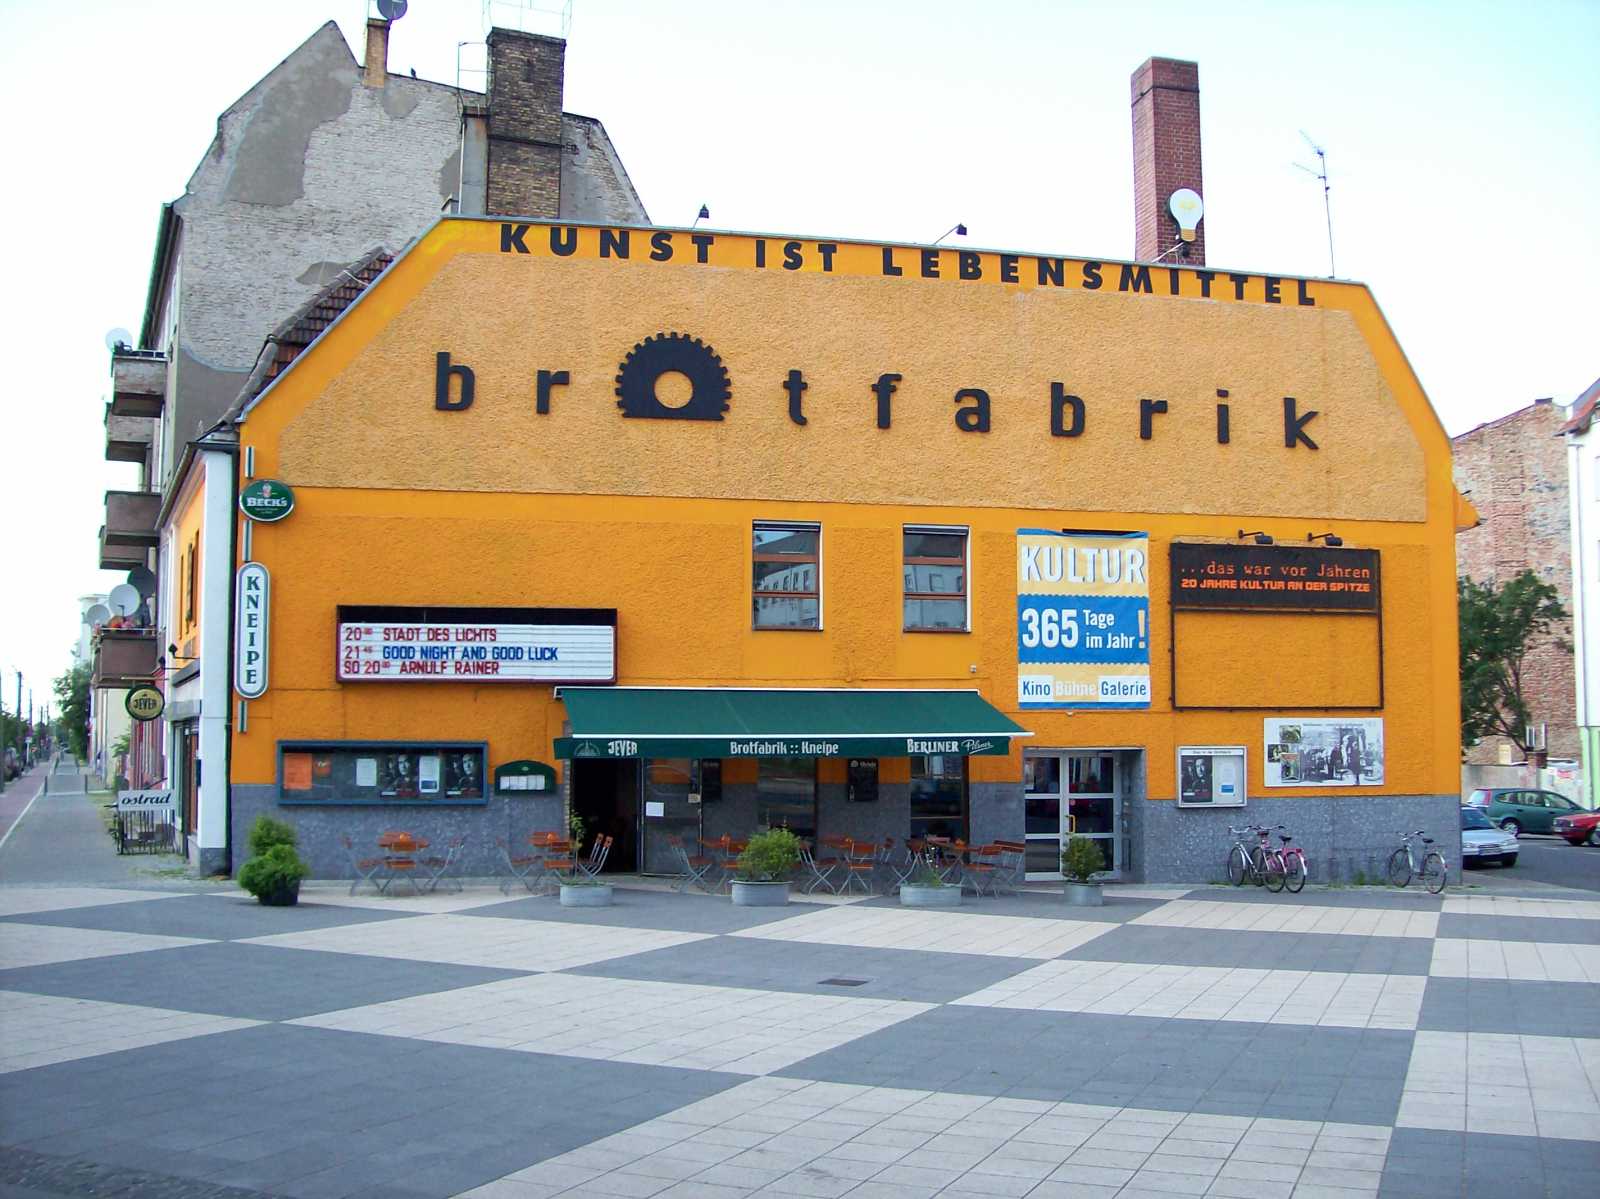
[256,218,1432,524]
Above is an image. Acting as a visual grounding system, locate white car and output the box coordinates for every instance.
[1460,806,1518,867]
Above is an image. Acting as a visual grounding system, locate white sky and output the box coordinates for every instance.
[0,0,1595,705]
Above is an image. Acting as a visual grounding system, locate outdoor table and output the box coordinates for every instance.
[375,831,428,895]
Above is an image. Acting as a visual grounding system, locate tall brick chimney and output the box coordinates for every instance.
[1130,57,1205,265]
[362,19,389,88]
[484,28,566,219]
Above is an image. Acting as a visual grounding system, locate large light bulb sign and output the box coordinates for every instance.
[1169,188,1204,242]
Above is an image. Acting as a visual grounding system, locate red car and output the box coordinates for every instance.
[1552,809,1600,847]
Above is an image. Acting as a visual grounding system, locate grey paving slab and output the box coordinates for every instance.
[0,940,530,1021]
[1182,886,1444,910]
[0,1024,738,1199]
[1059,922,1434,974]
[460,887,814,932]
[1418,977,1600,1036]
[566,933,1037,1002]
[1380,1127,1600,1199]
[1436,912,1600,944]
[0,1147,279,1199]
[776,1006,1412,1124]
[855,890,1168,923]
[0,892,414,940]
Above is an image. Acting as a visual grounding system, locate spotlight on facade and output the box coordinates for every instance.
[932,223,968,244]
[692,205,710,227]
[1237,530,1274,545]
[1307,531,1344,546]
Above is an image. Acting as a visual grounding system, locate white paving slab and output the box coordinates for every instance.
[462,1078,1392,1199]
[1442,895,1600,921]
[242,913,710,971]
[1398,1030,1600,1139]
[952,960,1426,1029]
[1133,899,1438,939]
[292,973,931,1075]
[0,887,187,917]
[0,990,259,1073]
[0,922,210,970]
[1430,938,1600,982]
[291,886,532,914]
[728,904,1117,959]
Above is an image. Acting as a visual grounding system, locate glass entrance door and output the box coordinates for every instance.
[1024,751,1121,879]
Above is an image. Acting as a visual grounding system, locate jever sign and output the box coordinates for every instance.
[234,562,270,698]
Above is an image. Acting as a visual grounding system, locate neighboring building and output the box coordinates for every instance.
[1561,377,1600,807]
[1452,398,1576,764]
[74,594,136,786]
[108,15,648,871]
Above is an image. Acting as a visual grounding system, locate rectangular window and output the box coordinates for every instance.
[753,522,821,629]
[910,754,967,841]
[184,534,199,628]
[757,757,816,840]
[904,526,968,631]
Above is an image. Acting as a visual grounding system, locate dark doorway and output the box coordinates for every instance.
[571,758,640,873]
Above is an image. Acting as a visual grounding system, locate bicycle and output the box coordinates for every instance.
[1272,825,1308,893]
[1226,825,1286,892]
[1388,830,1447,894]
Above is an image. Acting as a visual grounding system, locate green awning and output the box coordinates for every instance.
[553,687,1030,759]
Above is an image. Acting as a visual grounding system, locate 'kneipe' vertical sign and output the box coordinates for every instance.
[1017,530,1150,709]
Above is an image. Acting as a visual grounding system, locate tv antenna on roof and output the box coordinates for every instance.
[1294,131,1335,278]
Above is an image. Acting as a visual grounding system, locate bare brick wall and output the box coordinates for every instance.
[1131,57,1205,266]
[1453,399,1576,761]
[485,28,565,219]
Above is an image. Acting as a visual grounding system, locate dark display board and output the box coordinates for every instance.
[279,741,488,804]
[1171,544,1380,613]
[847,758,879,803]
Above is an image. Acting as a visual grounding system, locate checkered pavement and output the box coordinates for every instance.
[0,881,1594,1199]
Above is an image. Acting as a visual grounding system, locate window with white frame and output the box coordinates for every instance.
[903,526,968,631]
[752,522,821,629]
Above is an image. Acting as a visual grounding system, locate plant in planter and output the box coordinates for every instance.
[731,828,801,906]
[1062,835,1106,907]
[237,815,310,906]
[558,873,614,907]
[899,859,962,908]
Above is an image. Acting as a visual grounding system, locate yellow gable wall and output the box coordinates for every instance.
[234,219,1461,798]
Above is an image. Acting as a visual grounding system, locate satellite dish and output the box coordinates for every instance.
[85,603,112,627]
[109,584,141,616]
[127,565,157,598]
[376,0,408,19]
[104,327,134,353]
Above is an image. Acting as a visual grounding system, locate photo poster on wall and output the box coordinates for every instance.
[1177,746,1246,808]
[1264,718,1384,787]
[1016,529,1150,709]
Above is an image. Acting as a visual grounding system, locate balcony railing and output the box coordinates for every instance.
[92,628,158,689]
[110,350,167,419]
[104,490,160,547]
[105,405,155,464]
[98,526,147,571]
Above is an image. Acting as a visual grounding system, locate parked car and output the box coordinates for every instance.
[1464,787,1587,837]
[1552,808,1600,847]
[1460,806,1519,867]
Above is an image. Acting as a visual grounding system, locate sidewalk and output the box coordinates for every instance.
[0,759,194,889]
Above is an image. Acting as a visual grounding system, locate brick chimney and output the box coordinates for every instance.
[1130,57,1205,265]
[362,19,389,88]
[484,28,566,219]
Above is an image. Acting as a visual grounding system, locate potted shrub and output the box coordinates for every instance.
[237,815,310,907]
[558,875,614,907]
[1062,835,1105,906]
[731,828,801,906]
[899,859,962,908]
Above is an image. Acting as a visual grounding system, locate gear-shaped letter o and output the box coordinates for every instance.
[614,333,732,421]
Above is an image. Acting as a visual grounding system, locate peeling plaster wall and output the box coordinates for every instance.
[164,22,465,482]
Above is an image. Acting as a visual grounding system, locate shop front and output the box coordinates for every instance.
[225,217,1469,883]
